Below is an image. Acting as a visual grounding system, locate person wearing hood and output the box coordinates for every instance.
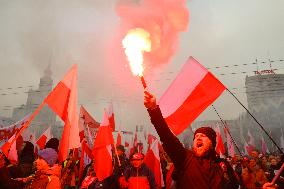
[119,153,157,189]
[24,148,61,189]
[144,91,239,189]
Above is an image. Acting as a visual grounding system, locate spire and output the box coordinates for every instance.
[44,63,52,78]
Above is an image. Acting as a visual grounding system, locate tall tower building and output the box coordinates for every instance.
[245,73,284,112]
[12,64,57,137]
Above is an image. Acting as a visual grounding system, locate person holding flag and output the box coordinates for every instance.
[144,91,239,189]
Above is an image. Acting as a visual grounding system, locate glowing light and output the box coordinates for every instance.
[122,28,151,76]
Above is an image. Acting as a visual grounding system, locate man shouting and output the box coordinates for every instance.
[144,91,239,189]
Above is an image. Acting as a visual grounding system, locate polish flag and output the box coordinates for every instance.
[144,140,164,188]
[80,106,100,128]
[36,127,52,150]
[166,163,174,189]
[215,125,225,156]
[7,134,18,164]
[159,57,226,135]
[261,135,269,155]
[107,102,115,132]
[79,140,93,181]
[45,64,80,162]
[224,126,235,157]
[92,110,114,181]
[1,114,31,157]
[246,129,255,155]
[147,134,157,147]
[79,105,101,142]
[116,130,122,146]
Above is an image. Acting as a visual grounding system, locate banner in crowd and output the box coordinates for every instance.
[0,113,31,142]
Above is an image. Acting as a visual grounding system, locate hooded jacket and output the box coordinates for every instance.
[124,163,157,189]
[147,106,239,189]
[24,164,61,189]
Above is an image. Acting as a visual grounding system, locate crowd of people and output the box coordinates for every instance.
[0,91,282,189]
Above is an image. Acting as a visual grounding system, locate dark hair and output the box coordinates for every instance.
[45,138,59,152]
[19,141,35,164]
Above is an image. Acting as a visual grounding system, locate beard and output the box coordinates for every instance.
[193,143,211,157]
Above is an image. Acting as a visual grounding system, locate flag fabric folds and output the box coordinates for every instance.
[107,102,115,132]
[45,64,80,162]
[260,135,269,155]
[224,126,235,157]
[92,110,114,181]
[36,127,52,150]
[215,125,225,156]
[144,139,164,188]
[159,57,226,135]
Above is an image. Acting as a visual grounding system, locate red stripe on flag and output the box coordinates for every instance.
[36,135,47,150]
[165,72,225,135]
[45,82,70,120]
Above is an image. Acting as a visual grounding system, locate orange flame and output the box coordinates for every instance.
[122,28,151,76]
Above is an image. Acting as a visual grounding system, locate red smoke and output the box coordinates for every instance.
[116,0,189,68]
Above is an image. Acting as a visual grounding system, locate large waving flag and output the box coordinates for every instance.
[45,64,80,162]
[92,110,114,181]
[159,57,226,135]
[144,139,165,188]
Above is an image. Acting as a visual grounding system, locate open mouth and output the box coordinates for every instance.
[197,142,203,148]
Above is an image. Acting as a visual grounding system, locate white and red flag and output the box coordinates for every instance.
[246,129,255,155]
[215,125,225,156]
[116,130,122,146]
[0,113,30,142]
[79,140,93,181]
[260,135,269,155]
[7,134,18,164]
[144,139,164,188]
[107,102,115,132]
[36,127,52,150]
[44,64,80,162]
[159,57,226,135]
[79,106,100,142]
[80,106,100,129]
[1,114,31,156]
[92,110,114,181]
[224,126,235,157]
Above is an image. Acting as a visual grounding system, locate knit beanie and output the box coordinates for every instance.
[38,148,58,166]
[194,127,217,148]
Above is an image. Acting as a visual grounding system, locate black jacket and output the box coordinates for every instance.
[147,106,239,189]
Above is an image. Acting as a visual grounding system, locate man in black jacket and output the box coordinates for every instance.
[144,91,239,189]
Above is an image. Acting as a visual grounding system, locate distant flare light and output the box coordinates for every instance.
[122,28,151,77]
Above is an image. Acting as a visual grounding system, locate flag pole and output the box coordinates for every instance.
[226,88,283,154]
[211,105,243,157]
[113,144,123,175]
[271,163,284,185]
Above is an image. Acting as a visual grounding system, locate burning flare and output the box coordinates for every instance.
[122,28,151,76]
